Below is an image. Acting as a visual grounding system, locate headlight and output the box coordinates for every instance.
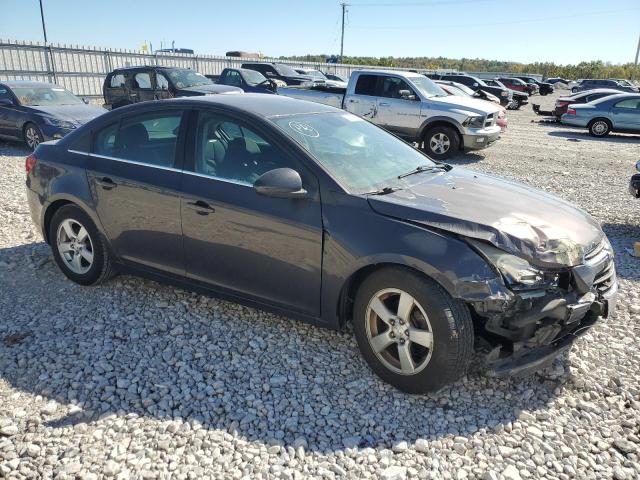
[500,91,508,97]
[462,116,485,128]
[43,117,76,129]
[469,239,559,288]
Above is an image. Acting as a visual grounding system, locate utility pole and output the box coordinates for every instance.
[39,0,48,43]
[340,3,348,63]
[634,32,640,81]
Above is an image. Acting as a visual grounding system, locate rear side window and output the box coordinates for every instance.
[133,72,152,89]
[614,98,640,109]
[354,75,378,96]
[93,123,119,156]
[110,74,126,88]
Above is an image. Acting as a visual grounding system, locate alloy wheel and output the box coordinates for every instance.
[25,126,41,149]
[56,219,94,274]
[591,121,608,136]
[429,133,450,154]
[365,288,434,375]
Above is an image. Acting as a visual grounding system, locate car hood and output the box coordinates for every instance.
[177,84,243,95]
[27,104,106,124]
[431,94,501,115]
[367,168,603,267]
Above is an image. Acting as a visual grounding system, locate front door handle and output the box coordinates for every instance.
[186,200,215,215]
[379,102,391,107]
[95,177,117,190]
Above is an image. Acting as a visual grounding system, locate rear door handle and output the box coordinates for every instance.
[379,102,390,107]
[95,177,117,190]
[348,99,358,103]
[186,200,215,215]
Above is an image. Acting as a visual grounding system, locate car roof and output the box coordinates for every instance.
[111,65,186,72]
[566,88,622,97]
[0,80,61,88]
[121,93,338,118]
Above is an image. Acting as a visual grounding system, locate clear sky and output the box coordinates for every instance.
[1,0,638,65]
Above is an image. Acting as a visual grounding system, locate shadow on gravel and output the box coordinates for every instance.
[0,140,29,156]
[602,222,640,281]
[0,242,567,453]
[546,130,640,144]
[446,151,486,165]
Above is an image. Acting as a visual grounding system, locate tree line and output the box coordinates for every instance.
[282,55,638,80]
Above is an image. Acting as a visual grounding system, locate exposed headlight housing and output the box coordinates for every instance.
[468,239,559,289]
[43,117,76,129]
[462,115,485,128]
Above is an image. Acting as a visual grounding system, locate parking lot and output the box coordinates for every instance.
[1,90,639,479]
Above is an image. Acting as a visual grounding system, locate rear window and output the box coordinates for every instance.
[110,74,126,88]
[354,75,378,96]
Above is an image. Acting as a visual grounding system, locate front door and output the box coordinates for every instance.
[154,71,173,100]
[610,97,640,130]
[376,75,421,139]
[180,109,323,315]
[87,108,186,274]
[0,85,20,138]
[131,71,155,104]
[344,74,380,123]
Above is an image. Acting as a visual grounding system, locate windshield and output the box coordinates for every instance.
[12,86,83,106]
[271,112,437,193]
[242,69,268,86]
[165,69,212,88]
[448,85,471,97]
[471,77,488,87]
[408,76,447,98]
[307,70,327,80]
[274,64,300,77]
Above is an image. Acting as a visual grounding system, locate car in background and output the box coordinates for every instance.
[103,66,242,110]
[497,77,531,94]
[323,72,348,83]
[293,68,347,88]
[630,160,640,199]
[435,80,507,131]
[428,73,512,107]
[483,79,529,110]
[546,77,571,85]
[572,79,639,94]
[552,89,622,118]
[0,80,106,149]
[514,76,554,96]
[609,79,637,89]
[240,62,314,86]
[561,93,640,137]
[26,94,617,393]
[213,68,277,94]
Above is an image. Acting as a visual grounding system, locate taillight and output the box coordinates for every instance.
[566,108,577,115]
[25,154,37,174]
[556,101,569,107]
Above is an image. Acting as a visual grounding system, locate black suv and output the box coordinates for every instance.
[428,74,511,107]
[514,76,554,96]
[240,62,314,86]
[103,66,242,109]
[572,79,639,94]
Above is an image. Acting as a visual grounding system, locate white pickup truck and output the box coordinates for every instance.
[279,69,502,159]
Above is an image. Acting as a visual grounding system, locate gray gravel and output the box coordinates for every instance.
[1,94,639,479]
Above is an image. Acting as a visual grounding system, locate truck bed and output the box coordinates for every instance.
[277,85,346,109]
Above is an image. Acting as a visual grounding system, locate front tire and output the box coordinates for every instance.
[588,118,611,137]
[353,267,474,393]
[49,205,115,286]
[23,123,44,150]
[422,126,460,160]
[509,98,521,110]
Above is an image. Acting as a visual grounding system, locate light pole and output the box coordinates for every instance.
[39,0,48,43]
[340,3,348,63]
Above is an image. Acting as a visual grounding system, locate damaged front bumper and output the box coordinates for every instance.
[466,239,618,377]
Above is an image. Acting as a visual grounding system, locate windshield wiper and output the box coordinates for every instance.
[365,186,400,195]
[397,164,451,179]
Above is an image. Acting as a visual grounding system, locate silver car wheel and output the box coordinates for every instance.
[430,133,450,154]
[25,126,41,149]
[591,121,608,136]
[365,288,434,375]
[56,219,94,274]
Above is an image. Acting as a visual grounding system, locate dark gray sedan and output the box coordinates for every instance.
[26,94,617,393]
[561,93,640,136]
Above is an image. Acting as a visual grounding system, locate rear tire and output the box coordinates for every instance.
[49,205,115,286]
[422,126,460,160]
[23,123,44,150]
[352,267,474,393]
[588,118,611,137]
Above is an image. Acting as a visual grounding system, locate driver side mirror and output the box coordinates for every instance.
[82,97,90,104]
[399,89,417,101]
[472,82,479,88]
[0,98,15,106]
[254,168,307,198]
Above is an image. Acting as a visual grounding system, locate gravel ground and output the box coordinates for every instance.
[0,91,639,480]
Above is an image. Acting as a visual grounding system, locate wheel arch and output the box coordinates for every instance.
[587,116,612,128]
[418,118,464,150]
[42,194,106,245]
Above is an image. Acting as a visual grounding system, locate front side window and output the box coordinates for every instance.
[0,85,14,102]
[134,72,152,90]
[271,111,436,193]
[110,74,126,88]
[192,111,292,185]
[155,73,169,90]
[105,111,183,167]
[381,77,416,100]
[354,75,378,96]
[225,71,242,87]
[93,123,118,156]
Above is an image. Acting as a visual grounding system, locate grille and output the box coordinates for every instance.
[593,260,615,295]
[484,113,495,127]
[584,239,605,262]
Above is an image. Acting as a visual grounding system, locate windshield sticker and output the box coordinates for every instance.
[340,113,364,122]
[289,121,319,137]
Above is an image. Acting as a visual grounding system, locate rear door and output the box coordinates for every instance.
[87,108,187,274]
[376,75,421,139]
[0,85,20,138]
[105,72,128,108]
[610,97,640,130]
[344,74,380,122]
[179,108,323,315]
